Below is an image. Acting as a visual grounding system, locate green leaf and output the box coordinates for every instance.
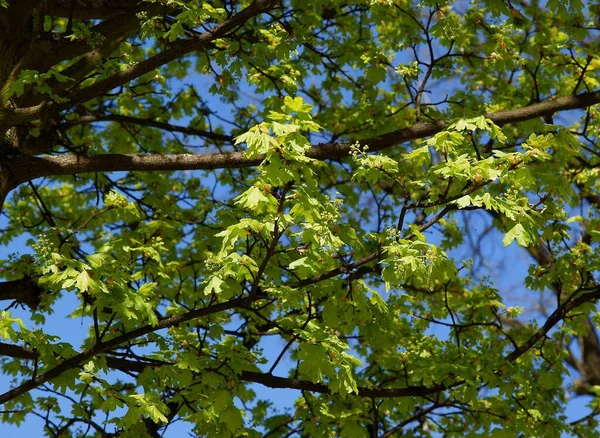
[288,257,309,270]
[456,195,472,209]
[223,406,244,431]
[86,253,107,269]
[0,2,596,436]
[138,282,157,296]
[212,390,232,413]
[204,275,224,295]
[283,96,312,113]
[234,186,278,213]
[502,223,531,247]
[76,270,91,292]
[406,145,432,165]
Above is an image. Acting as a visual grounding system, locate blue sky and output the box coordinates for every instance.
[2,182,596,435]
[1,10,599,435]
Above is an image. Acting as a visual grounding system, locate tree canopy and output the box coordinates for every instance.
[1,0,600,436]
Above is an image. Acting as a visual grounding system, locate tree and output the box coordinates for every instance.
[1,0,600,435]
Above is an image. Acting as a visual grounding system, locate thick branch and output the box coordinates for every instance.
[3,287,599,404]
[9,90,600,185]
[308,90,600,161]
[505,286,600,363]
[46,9,149,69]
[0,278,42,309]
[239,371,462,398]
[490,188,600,388]
[44,0,141,20]
[0,166,11,215]
[65,0,277,108]
[0,0,278,128]
[0,342,37,360]
[0,296,248,405]
[0,343,166,371]
[10,152,261,186]
[0,342,461,399]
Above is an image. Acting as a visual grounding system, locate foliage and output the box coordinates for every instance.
[0,0,599,436]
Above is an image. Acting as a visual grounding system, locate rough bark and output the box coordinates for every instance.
[4,90,600,190]
[0,278,43,309]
